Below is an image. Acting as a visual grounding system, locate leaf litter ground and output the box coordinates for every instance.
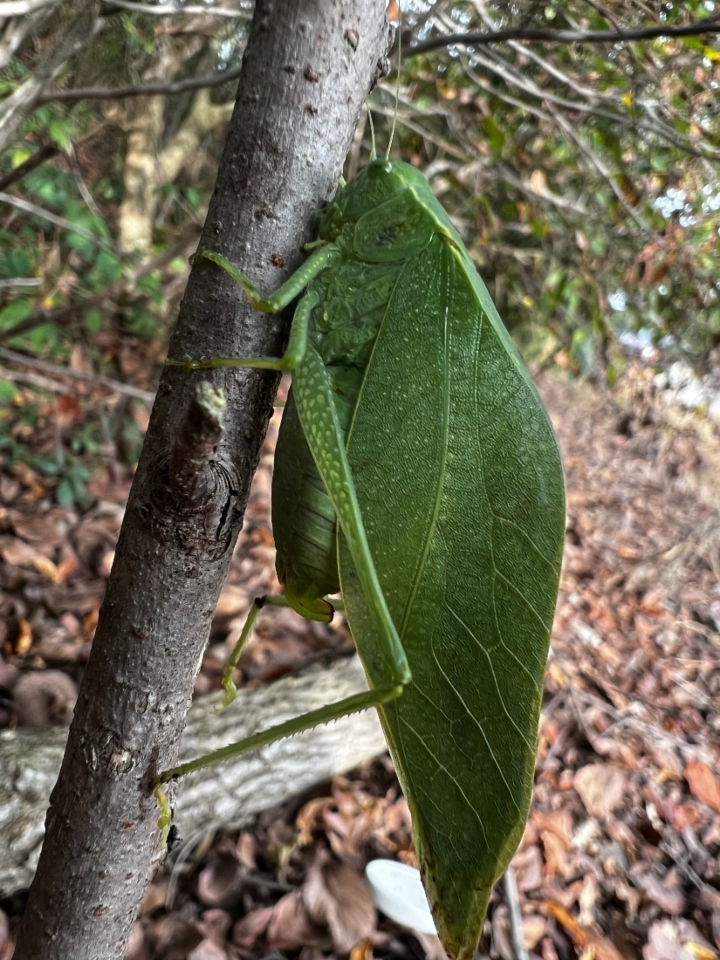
[1,366,719,960]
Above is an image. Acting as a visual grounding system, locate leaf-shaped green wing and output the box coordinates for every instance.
[338,235,565,960]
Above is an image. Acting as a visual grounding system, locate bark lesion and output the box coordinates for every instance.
[144,382,242,557]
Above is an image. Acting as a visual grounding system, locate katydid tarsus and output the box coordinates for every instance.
[156,151,565,958]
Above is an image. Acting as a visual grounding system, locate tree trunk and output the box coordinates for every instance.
[0,657,385,898]
[14,3,390,957]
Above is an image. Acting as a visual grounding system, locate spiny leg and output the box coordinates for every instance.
[292,347,412,690]
[154,679,404,786]
[154,590,337,843]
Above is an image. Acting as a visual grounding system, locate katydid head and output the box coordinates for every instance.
[319,158,431,240]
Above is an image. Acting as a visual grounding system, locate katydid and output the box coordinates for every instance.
[157,157,565,960]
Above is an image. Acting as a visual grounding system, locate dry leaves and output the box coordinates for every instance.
[685,761,720,814]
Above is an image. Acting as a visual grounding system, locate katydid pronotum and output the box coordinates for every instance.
[156,157,566,960]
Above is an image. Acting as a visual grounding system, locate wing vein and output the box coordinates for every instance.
[399,242,451,638]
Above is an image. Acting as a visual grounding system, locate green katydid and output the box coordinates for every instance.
[156,153,565,959]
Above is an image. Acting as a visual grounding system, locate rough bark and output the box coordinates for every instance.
[14,2,390,957]
[0,657,385,897]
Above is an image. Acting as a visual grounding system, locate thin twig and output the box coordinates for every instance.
[36,64,244,103]
[406,16,720,57]
[35,15,720,104]
[0,230,198,343]
[0,0,100,153]
[0,191,120,255]
[0,365,69,394]
[0,346,156,402]
[0,142,60,192]
[0,122,111,192]
[504,866,529,960]
[0,0,56,15]
[0,278,43,289]
[101,0,250,17]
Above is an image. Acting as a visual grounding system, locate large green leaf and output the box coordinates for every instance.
[339,226,565,959]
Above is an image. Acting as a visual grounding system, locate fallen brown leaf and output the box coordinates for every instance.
[684,760,720,814]
[187,937,228,960]
[196,841,244,907]
[266,891,327,951]
[302,852,376,955]
[573,764,627,819]
[350,937,373,960]
[629,865,686,915]
[231,906,274,949]
[545,901,625,960]
[14,617,32,656]
[644,920,700,960]
[13,670,77,726]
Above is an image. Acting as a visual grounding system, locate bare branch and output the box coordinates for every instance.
[504,866,530,960]
[13,3,391,955]
[0,122,110,191]
[406,16,720,57]
[0,142,61,191]
[0,0,56,14]
[0,346,156,403]
[0,191,119,255]
[0,277,43,289]
[101,0,250,17]
[36,63,243,102]
[37,13,720,105]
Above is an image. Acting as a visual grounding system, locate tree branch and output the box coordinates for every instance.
[101,0,251,17]
[0,191,120,255]
[0,0,56,14]
[0,346,156,403]
[0,657,385,898]
[0,142,59,191]
[406,16,720,57]
[0,0,100,153]
[36,64,244,103]
[35,15,720,106]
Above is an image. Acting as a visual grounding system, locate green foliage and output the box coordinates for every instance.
[0,431,91,507]
[366,1,720,371]
[0,378,20,402]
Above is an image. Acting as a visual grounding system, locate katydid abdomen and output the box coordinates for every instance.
[272,254,404,622]
[272,391,340,610]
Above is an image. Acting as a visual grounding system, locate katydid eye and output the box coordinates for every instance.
[368,159,393,178]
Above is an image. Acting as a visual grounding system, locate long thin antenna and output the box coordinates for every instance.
[386,16,402,158]
[368,107,377,161]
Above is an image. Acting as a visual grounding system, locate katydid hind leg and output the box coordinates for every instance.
[292,347,411,689]
[154,680,404,786]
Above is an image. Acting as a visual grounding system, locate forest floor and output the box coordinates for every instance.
[1,365,719,960]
